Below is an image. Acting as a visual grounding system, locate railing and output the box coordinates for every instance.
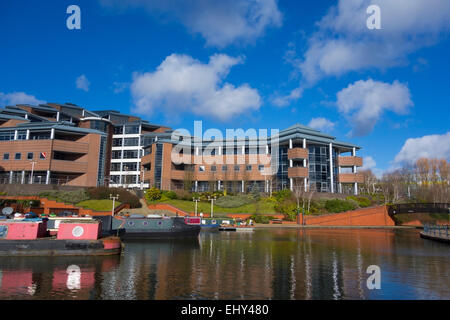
[423,224,449,238]
[388,203,450,215]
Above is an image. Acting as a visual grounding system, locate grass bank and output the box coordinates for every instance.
[76,199,121,212]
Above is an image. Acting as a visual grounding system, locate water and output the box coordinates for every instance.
[0,228,448,300]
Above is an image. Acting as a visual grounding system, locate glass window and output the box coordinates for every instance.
[3,153,9,160]
[199,166,205,172]
[15,153,21,160]
[113,126,123,134]
[122,162,138,171]
[246,165,252,171]
[17,131,27,140]
[112,138,122,147]
[112,150,122,159]
[0,131,15,141]
[234,165,240,172]
[27,152,33,160]
[124,137,139,146]
[222,165,227,171]
[123,150,139,159]
[125,125,139,134]
[258,165,264,171]
[111,163,121,171]
[211,165,217,172]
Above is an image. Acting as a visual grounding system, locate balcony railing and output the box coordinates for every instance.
[288,148,308,160]
[339,173,364,183]
[288,166,308,178]
[338,156,363,167]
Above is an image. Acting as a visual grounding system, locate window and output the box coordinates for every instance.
[246,165,252,171]
[124,137,139,146]
[17,131,27,140]
[123,150,139,159]
[125,125,139,134]
[15,153,21,160]
[211,165,217,172]
[222,165,227,172]
[199,166,205,172]
[111,163,121,171]
[113,126,123,134]
[122,162,138,171]
[3,153,9,160]
[112,151,122,159]
[112,138,122,147]
[27,152,33,160]
[0,131,15,141]
[234,165,240,172]
[258,165,264,171]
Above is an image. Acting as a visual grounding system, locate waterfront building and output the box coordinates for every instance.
[141,124,363,195]
[0,102,363,194]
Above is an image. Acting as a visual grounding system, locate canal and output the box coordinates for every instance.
[0,228,448,300]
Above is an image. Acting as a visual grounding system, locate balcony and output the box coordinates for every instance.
[339,173,364,183]
[52,140,89,154]
[288,166,308,178]
[50,160,88,173]
[288,148,308,160]
[338,156,363,167]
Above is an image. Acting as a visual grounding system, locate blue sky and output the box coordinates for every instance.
[1,0,449,175]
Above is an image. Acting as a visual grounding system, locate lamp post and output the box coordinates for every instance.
[193,197,200,216]
[110,194,119,216]
[208,196,217,218]
[29,161,37,184]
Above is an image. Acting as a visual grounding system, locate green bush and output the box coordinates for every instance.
[249,215,275,224]
[39,190,89,204]
[87,187,141,208]
[162,190,178,200]
[324,199,357,213]
[145,187,162,202]
[272,189,293,202]
[346,196,371,208]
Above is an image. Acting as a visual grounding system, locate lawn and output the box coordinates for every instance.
[393,213,449,225]
[76,199,121,212]
[155,199,278,215]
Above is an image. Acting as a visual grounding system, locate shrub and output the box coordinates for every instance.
[87,187,141,208]
[272,189,293,202]
[39,190,89,204]
[175,190,193,201]
[145,187,162,202]
[249,215,275,224]
[162,190,178,200]
[324,199,357,213]
[274,199,298,221]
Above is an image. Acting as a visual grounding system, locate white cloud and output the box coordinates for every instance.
[130,53,261,121]
[112,81,128,94]
[394,132,450,164]
[336,79,413,137]
[362,156,376,170]
[99,0,282,47]
[0,91,45,106]
[297,0,450,84]
[307,117,335,132]
[76,75,90,92]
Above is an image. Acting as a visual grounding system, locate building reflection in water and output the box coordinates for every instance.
[0,228,449,300]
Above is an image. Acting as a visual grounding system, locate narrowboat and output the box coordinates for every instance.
[198,218,235,231]
[0,216,122,256]
[104,215,201,240]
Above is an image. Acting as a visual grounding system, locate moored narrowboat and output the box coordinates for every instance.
[0,217,122,256]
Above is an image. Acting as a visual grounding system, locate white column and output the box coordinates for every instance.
[354,183,358,195]
[50,128,55,139]
[46,170,50,184]
[266,145,269,154]
[290,178,293,191]
[9,171,13,184]
[195,180,198,192]
[26,130,30,140]
[241,180,244,193]
[289,139,293,149]
[352,147,356,157]
[329,143,334,193]
[304,177,307,192]
[21,170,25,184]
[218,180,221,190]
[56,112,60,122]
[14,130,18,140]
[242,145,245,155]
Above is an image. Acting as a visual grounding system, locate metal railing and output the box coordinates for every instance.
[388,203,450,215]
[423,224,449,238]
